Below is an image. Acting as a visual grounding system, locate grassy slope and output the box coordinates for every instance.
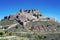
[6,24,27,33]
[26,21,60,32]
[0,19,60,40]
[0,19,16,26]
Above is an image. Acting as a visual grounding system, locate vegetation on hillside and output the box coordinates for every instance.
[0,19,17,26]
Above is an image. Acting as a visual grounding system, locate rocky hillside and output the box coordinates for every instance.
[0,9,60,40]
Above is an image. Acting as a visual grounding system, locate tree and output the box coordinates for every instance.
[34,34,47,40]
[15,26,18,29]
[2,32,6,36]
[9,32,14,36]
[20,37,29,40]
[51,39,54,40]
[0,32,6,36]
[0,32,3,36]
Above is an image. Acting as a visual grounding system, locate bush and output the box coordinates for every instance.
[0,39,8,40]
[9,32,14,36]
[0,32,6,36]
[34,34,47,40]
[20,37,29,40]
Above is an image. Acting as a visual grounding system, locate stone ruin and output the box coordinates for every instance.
[4,9,55,26]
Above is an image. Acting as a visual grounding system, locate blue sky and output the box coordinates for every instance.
[0,0,60,22]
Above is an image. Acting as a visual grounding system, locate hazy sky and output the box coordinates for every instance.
[0,0,60,22]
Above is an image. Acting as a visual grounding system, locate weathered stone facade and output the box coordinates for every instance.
[4,9,55,26]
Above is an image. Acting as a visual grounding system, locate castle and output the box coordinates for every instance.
[4,9,55,26]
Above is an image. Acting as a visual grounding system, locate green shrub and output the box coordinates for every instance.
[20,37,29,40]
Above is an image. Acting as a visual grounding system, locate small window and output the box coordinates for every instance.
[28,10,30,13]
[40,14,42,16]
[4,27,7,29]
[15,26,18,29]
[4,16,7,19]
[20,22,23,25]
[57,25,60,28]
[20,9,22,12]
[33,14,37,17]
[47,18,50,20]
[8,16,10,20]
[47,25,49,27]
[16,16,19,18]
[24,10,27,12]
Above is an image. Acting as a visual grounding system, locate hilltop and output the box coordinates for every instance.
[0,9,60,40]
